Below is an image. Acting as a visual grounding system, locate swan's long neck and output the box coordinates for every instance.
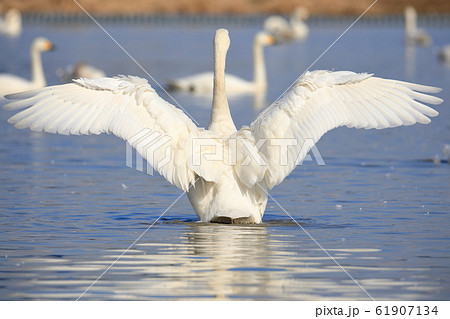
[208,30,236,136]
[405,7,417,35]
[30,45,46,88]
[253,37,267,93]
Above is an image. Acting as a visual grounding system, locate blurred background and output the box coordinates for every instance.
[1,0,450,15]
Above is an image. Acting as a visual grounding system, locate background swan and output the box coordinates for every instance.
[167,31,275,95]
[57,62,106,83]
[404,6,431,46]
[0,37,53,97]
[264,7,309,42]
[438,44,450,64]
[0,8,22,38]
[4,29,442,224]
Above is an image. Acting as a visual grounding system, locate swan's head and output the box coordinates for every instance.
[404,6,417,19]
[32,37,54,52]
[214,28,230,55]
[254,31,276,47]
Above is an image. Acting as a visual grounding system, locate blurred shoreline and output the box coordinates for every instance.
[18,12,450,28]
[1,0,450,15]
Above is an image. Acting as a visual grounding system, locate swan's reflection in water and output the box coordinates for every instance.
[66,222,435,300]
[0,219,440,300]
[111,223,276,300]
[405,44,416,79]
[184,223,274,299]
[1,220,441,300]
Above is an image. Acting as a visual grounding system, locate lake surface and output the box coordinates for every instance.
[0,17,449,300]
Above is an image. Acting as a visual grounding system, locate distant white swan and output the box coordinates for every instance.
[264,7,309,42]
[57,62,106,83]
[0,8,22,38]
[0,37,53,97]
[167,31,275,95]
[4,29,443,224]
[404,6,431,46]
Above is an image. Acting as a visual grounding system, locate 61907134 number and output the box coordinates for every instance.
[375,305,438,316]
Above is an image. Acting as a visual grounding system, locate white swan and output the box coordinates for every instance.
[57,62,106,83]
[4,29,443,224]
[264,7,309,42]
[0,37,53,97]
[404,6,431,46]
[0,8,22,38]
[167,31,275,95]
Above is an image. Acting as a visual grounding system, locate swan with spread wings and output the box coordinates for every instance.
[4,29,443,224]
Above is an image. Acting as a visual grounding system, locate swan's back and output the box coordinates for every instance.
[167,72,214,93]
[0,74,35,97]
[264,16,291,35]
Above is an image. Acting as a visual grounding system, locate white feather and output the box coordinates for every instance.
[248,70,442,189]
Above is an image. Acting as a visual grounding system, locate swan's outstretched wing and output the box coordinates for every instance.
[4,75,210,191]
[238,70,442,190]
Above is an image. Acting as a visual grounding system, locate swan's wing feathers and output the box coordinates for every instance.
[229,127,268,189]
[4,76,204,191]
[247,70,442,189]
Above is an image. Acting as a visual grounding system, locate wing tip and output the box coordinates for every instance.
[3,100,25,111]
[417,116,432,125]
[4,88,42,101]
[432,96,444,105]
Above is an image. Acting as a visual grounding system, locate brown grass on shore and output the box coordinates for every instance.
[1,0,449,15]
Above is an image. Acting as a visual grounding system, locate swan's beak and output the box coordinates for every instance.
[45,41,55,51]
[268,35,276,45]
